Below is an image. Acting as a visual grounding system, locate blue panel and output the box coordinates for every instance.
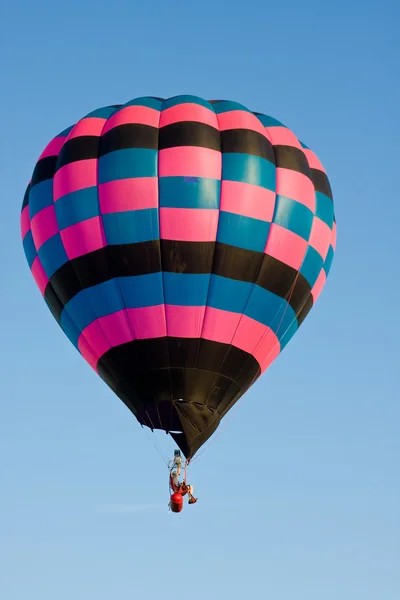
[254,114,285,128]
[315,192,334,228]
[88,279,125,316]
[102,209,159,245]
[162,95,212,110]
[217,211,270,252]
[222,153,276,189]
[212,101,252,114]
[85,106,119,119]
[29,179,54,218]
[159,177,220,209]
[163,273,210,306]
[273,195,313,241]
[58,126,74,137]
[62,280,126,342]
[37,234,68,278]
[61,290,97,339]
[245,285,297,339]
[119,273,164,308]
[55,187,99,230]
[23,230,37,267]
[98,149,158,183]
[207,275,252,313]
[60,310,81,349]
[323,245,335,277]
[276,317,299,350]
[125,97,163,110]
[300,246,324,288]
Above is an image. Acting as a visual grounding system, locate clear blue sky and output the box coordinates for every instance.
[1,0,399,598]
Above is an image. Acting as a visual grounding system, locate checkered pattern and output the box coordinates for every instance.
[21,95,336,458]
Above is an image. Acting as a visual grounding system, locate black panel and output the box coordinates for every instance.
[44,284,64,322]
[21,184,30,210]
[56,136,100,168]
[257,255,311,314]
[221,129,275,163]
[274,145,310,177]
[31,156,58,186]
[97,338,261,458]
[46,242,162,320]
[98,124,159,155]
[211,243,260,282]
[296,293,314,327]
[310,168,333,199]
[45,241,310,322]
[158,122,221,151]
[160,240,214,273]
[98,338,260,390]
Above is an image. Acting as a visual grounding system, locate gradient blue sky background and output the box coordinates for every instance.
[1,1,399,598]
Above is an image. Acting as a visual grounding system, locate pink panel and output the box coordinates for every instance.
[160,207,219,242]
[126,305,167,339]
[276,168,315,212]
[97,311,135,346]
[60,216,106,260]
[220,180,275,222]
[260,341,281,373]
[165,305,206,338]
[99,177,158,213]
[302,148,326,173]
[311,269,327,302]
[265,224,308,271]
[39,136,67,160]
[20,205,30,239]
[101,105,160,134]
[158,147,221,179]
[31,256,49,295]
[308,217,331,260]
[265,126,302,149]
[200,307,281,370]
[201,307,242,345]
[233,315,280,369]
[30,205,59,250]
[78,335,100,371]
[160,103,218,128]
[80,306,167,366]
[78,320,111,364]
[68,117,106,139]
[217,110,266,135]
[331,221,337,250]
[53,159,97,201]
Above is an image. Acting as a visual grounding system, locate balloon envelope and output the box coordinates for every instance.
[20,95,336,458]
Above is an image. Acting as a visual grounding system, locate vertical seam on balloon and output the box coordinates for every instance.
[195,99,223,393]
[25,181,51,291]
[294,194,336,326]
[157,98,174,411]
[26,139,67,336]
[253,141,324,369]
[95,104,140,374]
[202,109,278,407]
[28,137,86,355]
[233,130,287,377]
[55,109,121,374]
[35,134,96,360]
[76,110,122,361]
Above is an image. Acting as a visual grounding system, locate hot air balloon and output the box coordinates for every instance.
[20,95,336,463]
